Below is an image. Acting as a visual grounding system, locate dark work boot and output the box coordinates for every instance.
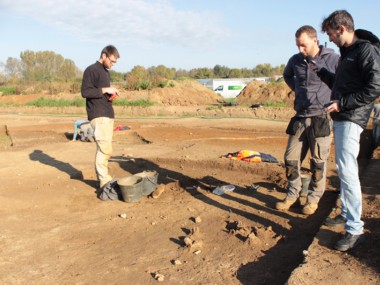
[324,214,347,227]
[334,232,363,251]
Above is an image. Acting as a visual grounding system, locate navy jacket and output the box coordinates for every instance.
[283,46,339,117]
[81,61,115,121]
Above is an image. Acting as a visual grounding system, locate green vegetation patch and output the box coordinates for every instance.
[3,96,154,108]
[113,99,155,107]
[0,86,16,96]
[206,104,223,110]
[25,97,86,107]
[262,101,286,107]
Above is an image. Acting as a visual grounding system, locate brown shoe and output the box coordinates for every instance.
[275,197,297,211]
[302,202,318,215]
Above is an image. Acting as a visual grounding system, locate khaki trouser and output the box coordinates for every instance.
[91,117,114,188]
[284,117,332,204]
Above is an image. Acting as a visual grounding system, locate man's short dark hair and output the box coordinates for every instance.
[295,25,317,39]
[321,10,355,33]
[101,45,120,59]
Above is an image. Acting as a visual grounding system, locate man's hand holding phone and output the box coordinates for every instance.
[102,87,119,101]
[324,100,340,113]
[108,93,119,101]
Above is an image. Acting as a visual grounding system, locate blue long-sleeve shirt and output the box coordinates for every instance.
[283,46,339,117]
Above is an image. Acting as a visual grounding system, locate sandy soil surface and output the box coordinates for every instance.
[0,108,379,285]
[0,82,379,285]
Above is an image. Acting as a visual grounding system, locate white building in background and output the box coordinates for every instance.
[196,77,278,98]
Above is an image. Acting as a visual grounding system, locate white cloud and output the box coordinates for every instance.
[0,0,229,49]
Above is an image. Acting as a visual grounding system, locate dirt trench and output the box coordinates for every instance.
[1,114,377,284]
[108,155,338,284]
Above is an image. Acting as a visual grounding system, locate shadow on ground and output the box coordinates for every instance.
[115,157,336,284]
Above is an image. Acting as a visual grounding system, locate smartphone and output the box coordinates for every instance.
[108,93,118,101]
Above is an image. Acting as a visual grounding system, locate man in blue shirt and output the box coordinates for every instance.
[277,25,339,215]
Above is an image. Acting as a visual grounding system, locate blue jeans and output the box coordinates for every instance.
[333,120,364,235]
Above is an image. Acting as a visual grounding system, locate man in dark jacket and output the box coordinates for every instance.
[277,25,339,215]
[321,10,380,251]
[81,45,120,190]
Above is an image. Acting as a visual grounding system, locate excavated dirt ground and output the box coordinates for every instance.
[0,111,379,285]
[0,85,379,284]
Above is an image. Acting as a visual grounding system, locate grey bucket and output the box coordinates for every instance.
[117,176,143,202]
[300,173,311,197]
[135,171,158,195]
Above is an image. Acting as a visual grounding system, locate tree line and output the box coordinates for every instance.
[111,63,285,90]
[3,50,82,83]
[0,50,285,93]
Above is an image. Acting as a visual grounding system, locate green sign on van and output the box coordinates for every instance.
[228,85,243,90]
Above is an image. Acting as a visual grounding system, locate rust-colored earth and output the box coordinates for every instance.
[0,82,379,284]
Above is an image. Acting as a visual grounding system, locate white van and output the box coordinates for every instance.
[214,84,246,98]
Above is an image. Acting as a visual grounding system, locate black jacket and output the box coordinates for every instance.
[319,37,380,129]
[81,61,115,121]
[283,46,339,117]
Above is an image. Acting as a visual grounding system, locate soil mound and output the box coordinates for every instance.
[0,80,225,107]
[120,79,225,106]
[236,80,294,107]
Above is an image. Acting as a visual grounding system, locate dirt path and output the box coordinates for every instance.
[0,113,379,284]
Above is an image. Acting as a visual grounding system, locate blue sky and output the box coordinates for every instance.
[0,0,379,73]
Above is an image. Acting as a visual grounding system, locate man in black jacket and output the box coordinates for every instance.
[320,10,380,251]
[277,25,339,215]
[81,45,120,190]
